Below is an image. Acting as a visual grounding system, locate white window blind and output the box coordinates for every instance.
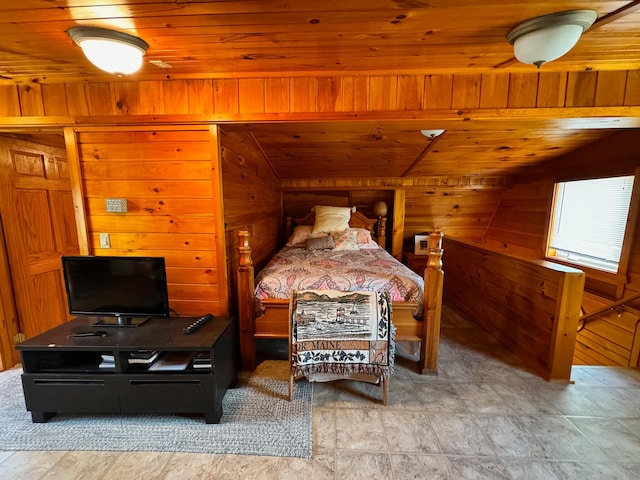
[549,175,635,273]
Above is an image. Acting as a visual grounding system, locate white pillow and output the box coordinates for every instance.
[312,205,352,234]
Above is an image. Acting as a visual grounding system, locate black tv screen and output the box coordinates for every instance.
[61,255,170,326]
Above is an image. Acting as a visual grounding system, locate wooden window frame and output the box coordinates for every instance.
[544,167,640,299]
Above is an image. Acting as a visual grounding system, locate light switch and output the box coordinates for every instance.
[99,233,111,249]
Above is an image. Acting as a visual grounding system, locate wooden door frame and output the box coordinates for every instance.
[0,206,21,369]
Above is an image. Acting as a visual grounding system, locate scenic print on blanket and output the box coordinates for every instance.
[255,244,424,316]
[291,289,394,378]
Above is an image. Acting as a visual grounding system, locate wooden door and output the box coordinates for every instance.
[0,136,79,365]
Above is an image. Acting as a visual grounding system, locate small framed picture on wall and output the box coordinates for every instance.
[414,234,430,255]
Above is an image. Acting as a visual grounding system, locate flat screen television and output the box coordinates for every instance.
[61,255,170,327]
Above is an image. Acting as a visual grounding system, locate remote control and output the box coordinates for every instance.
[183,313,213,334]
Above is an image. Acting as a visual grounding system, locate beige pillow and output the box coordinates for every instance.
[286,225,313,246]
[332,229,359,251]
[312,205,352,234]
[351,227,372,244]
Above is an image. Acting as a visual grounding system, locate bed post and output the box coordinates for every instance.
[376,216,387,249]
[420,231,444,374]
[237,230,257,370]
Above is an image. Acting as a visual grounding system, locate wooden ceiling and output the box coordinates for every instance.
[223,121,619,179]
[2,1,640,180]
[2,1,640,81]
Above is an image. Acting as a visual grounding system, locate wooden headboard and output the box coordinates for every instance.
[285,210,385,247]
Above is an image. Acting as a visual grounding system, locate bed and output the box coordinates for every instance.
[236,207,444,375]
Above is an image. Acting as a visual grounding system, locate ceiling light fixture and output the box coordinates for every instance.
[507,10,598,68]
[68,26,148,75]
[420,129,445,139]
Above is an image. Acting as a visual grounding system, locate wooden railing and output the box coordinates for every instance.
[442,237,585,381]
[578,292,640,332]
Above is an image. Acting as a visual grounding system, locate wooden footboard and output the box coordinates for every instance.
[237,230,444,374]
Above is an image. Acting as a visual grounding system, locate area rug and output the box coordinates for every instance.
[0,360,312,458]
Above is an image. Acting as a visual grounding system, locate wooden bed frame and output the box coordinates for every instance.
[236,210,444,375]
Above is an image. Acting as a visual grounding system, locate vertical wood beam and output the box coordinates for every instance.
[392,189,406,259]
[549,271,585,380]
[0,206,20,369]
[209,125,229,315]
[63,127,89,255]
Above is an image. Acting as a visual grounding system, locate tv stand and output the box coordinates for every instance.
[92,315,152,327]
[16,315,237,424]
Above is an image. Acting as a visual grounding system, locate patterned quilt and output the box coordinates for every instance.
[254,244,424,317]
[291,289,395,378]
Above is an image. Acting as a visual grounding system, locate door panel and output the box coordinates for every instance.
[0,136,78,360]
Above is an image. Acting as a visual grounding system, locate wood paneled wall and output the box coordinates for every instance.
[481,181,553,258]
[220,128,282,274]
[72,128,227,316]
[443,237,585,381]
[282,177,508,252]
[480,130,640,367]
[1,71,639,118]
[403,183,505,250]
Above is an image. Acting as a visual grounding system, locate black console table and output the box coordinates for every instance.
[16,315,237,424]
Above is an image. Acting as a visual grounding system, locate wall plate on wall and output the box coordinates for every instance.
[105,198,128,213]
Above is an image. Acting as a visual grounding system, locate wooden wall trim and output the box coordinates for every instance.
[2,106,640,130]
[209,125,230,315]
[282,176,509,190]
[63,127,89,255]
[0,218,20,369]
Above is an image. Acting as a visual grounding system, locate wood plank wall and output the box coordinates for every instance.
[73,128,227,317]
[282,190,393,240]
[480,130,640,366]
[220,127,282,290]
[403,183,505,250]
[1,71,639,118]
[282,178,509,252]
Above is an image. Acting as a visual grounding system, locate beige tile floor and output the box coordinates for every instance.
[1,304,640,479]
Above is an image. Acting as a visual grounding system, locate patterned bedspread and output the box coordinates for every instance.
[254,244,424,317]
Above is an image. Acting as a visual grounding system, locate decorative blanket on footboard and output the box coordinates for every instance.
[291,289,395,379]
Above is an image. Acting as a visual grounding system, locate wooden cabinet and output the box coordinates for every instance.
[403,252,429,276]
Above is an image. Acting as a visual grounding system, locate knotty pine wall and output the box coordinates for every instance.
[479,130,640,367]
[2,71,640,117]
[72,128,227,317]
[219,127,281,309]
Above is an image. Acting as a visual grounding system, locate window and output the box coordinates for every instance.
[547,175,635,273]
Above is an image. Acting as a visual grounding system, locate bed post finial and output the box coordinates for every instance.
[238,230,253,267]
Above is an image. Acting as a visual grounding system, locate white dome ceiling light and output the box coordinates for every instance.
[68,26,148,75]
[507,10,598,68]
